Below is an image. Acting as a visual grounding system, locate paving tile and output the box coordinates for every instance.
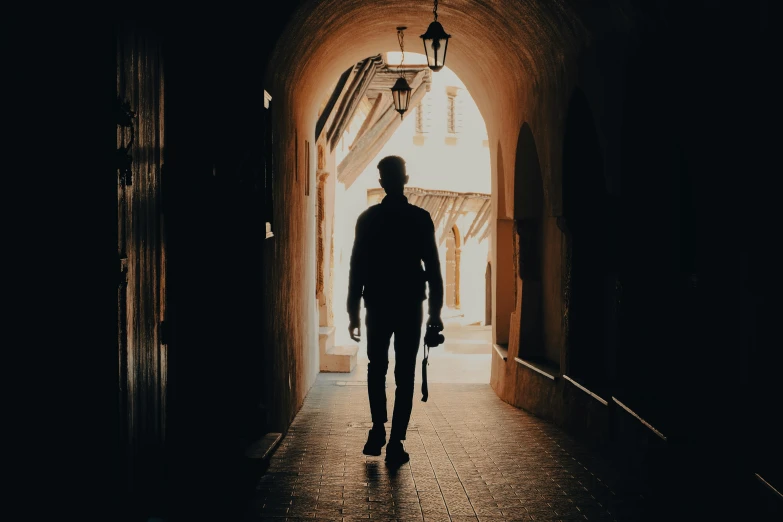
[502,506,532,518]
[449,506,478,516]
[247,382,656,522]
[575,506,615,520]
[419,500,448,513]
[525,510,564,521]
[421,515,451,522]
[472,506,505,517]
[496,498,524,508]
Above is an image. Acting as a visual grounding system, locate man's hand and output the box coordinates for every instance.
[426,314,444,331]
[349,317,362,342]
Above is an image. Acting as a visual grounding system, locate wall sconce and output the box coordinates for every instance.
[420,0,451,72]
[391,27,412,118]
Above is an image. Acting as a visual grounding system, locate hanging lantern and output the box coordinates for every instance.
[391,76,412,117]
[391,27,412,118]
[421,0,451,71]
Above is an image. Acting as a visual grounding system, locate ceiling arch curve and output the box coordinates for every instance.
[266,0,589,217]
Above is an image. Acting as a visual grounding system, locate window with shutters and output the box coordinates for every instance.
[416,103,425,134]
[413,93,432,146]
[445,86,462,145]
[447,94,456,134]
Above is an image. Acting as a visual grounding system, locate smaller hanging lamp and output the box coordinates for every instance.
[420,0,451,72]
[390,27,412,118]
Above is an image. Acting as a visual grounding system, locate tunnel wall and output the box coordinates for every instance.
[263,102,321,433]
[155,7,314,519]
[489,1,780,510]
[102,2,780,519]
[264,0,779,506]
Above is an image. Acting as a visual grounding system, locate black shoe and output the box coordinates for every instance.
[384,440,410,467]
[363,427,386,456]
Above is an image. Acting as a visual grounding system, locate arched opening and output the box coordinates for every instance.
[562,88,609,388]
[494,141,516,348]
[313,53,493,383]
[445,225,461,309]
[485,261,492,326]
[511,122,550,365]
[258,1,588,418]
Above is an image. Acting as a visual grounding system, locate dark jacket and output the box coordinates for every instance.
[347,193,444,319]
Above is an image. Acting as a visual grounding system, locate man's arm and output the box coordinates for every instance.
[347,215,366,335]
[422,214,444,321]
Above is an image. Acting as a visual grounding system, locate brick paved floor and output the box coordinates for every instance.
[245,378,654,521]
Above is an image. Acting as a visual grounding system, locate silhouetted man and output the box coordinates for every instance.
[348,155,444,467]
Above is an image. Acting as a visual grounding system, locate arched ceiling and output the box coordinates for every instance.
[267,0,587,141]
[264,0,610,218]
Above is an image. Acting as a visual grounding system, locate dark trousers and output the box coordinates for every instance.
[365,302,423,441]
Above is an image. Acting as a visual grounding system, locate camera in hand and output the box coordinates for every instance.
[424,325,445,347]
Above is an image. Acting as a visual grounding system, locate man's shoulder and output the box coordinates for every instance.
[356,204,382,224]
[358,201,431,225]
[407,203,433,223]
[360,204,383,216]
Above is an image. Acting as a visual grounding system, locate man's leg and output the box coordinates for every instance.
[365,308,393,431]
[389,303,423,442]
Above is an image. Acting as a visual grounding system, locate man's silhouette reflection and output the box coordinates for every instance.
[347,155,444,467]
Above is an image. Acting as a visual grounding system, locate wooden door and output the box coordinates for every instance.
[116,21,167,516]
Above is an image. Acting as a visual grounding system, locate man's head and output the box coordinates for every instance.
[377,155,408,195]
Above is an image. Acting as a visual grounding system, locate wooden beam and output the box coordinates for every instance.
[366,68,431,98]
[323,67,359,145]
[337,71,428,189]
[427,196,440,214]
[370,187,490,202]
[432,196,451,230]
[316,66,352,142]
[426,195,440,216]
[478,211,493,242]
[473,201,493,242]
[465,199,491,241]
[439,196,468,245]
[351,92,387,149]
[328,56,382,152]
[464,201,487,241]
[416,194,431,212]
[432,196,448,221]
[326,59,371,147]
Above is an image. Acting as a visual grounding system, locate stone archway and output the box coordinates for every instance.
[445,225,461,309]
[511,122,549,364]
[263,0,588,419]
[485,262,492,326]
[494,141,516,346]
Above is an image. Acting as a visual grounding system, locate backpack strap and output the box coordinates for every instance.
[421,341,430,402]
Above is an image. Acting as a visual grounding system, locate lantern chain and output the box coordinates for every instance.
[397,28,405,77]
[434,0,438,21]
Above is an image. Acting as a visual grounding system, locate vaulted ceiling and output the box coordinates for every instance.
[266,0,599,217]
